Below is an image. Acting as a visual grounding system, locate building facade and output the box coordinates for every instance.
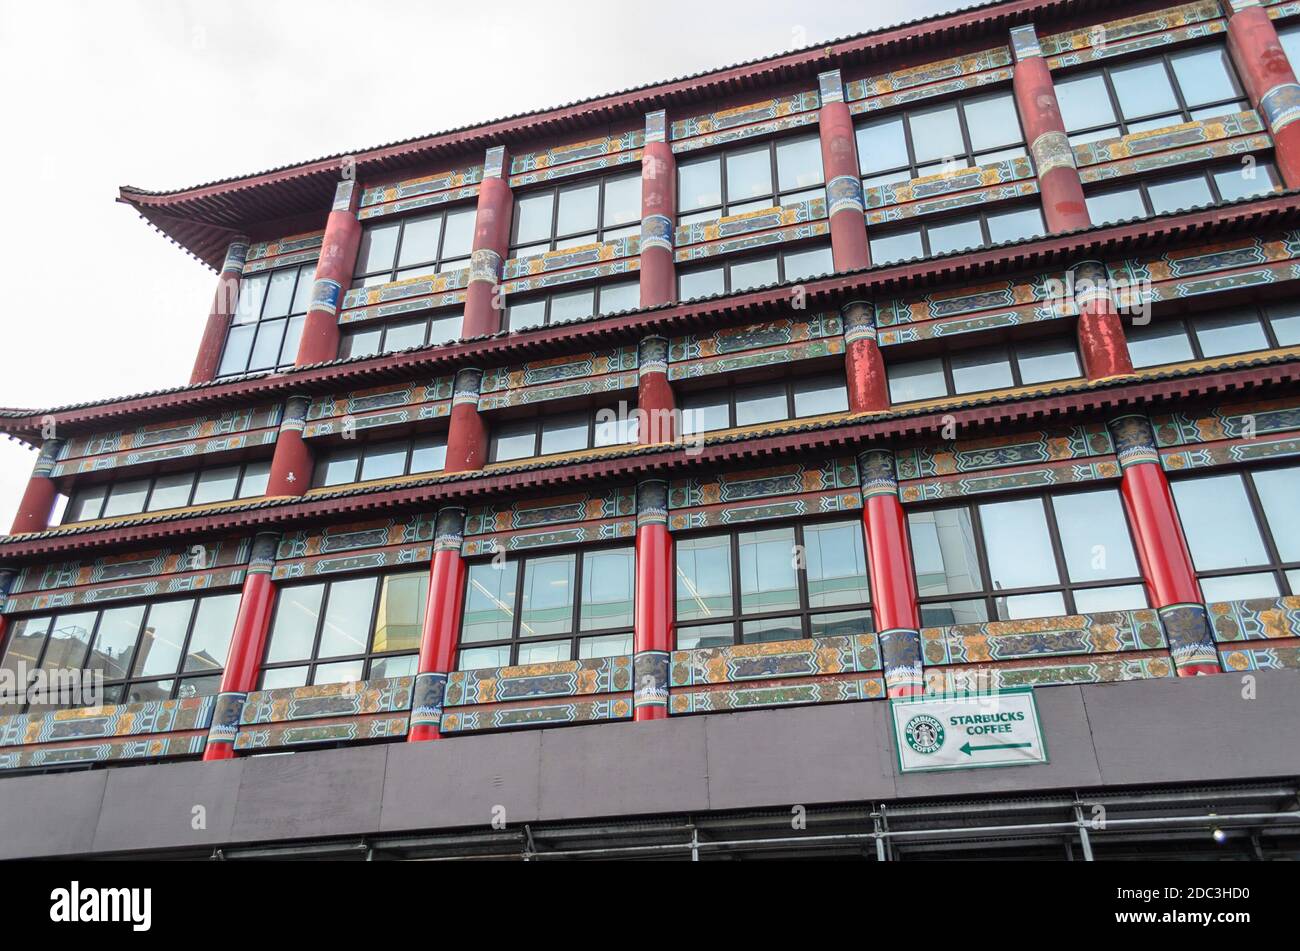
[1,0,1299,860]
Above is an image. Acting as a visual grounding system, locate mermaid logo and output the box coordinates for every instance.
[904,714,945,755]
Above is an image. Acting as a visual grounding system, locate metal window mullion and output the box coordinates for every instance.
[1040,494,1077,614]
[510,553,529,664]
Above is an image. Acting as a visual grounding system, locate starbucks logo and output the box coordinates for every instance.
[904,714,945,755]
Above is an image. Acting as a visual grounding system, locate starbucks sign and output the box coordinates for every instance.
[889,689,1048,773]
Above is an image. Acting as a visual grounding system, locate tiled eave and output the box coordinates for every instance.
[1,353,1294,562]
[117,0,1105,268]
[6,190,1300,446]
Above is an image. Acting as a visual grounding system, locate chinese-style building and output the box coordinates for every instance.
[1,0,1299,860]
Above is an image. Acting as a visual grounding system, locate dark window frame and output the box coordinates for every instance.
[679,373,850,434]
[338,308,465,360]
[885,336,1084,405]
[63,459,272,525]
[218,262,314,378]
[1126,300,1296,370]
[353,205,478,287]
[1085,159,1282,224]
[486,405,637,464]
[676,241,835,299]
[868,201,1047,264]
[676,132,828,224]
[312,432,449,488]
[503,277,641,332]
[509,170,643,256]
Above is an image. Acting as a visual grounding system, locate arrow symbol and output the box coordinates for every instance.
[961,741,1033,756]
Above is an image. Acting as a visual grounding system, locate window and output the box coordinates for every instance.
[313,434,447,488]
[909,488,1147,626]
[1171,465,1300,602]
[1126,303,1299,370]
[677,243,834,299]
[679,374,849,435]
[1086,161,1281,224]
[869,203,1046,265]
[62,460,271,524]
[886,338,1082,404]
[458,546,635,668]
[488,406,638,463]
[505,279,640,331]
[261,571,428,687]
[218,263,313,377]
[674,519,872,648]
[678,135,826,224]
[512,172,641,259]
[354,206,476,287]
[0,592,241,712]
[1054,45,1247,145]
[855,90,1026,188]
[338,309,464,360]
[1281,23,1300,73]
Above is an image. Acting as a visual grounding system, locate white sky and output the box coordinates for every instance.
[0,0,958,529]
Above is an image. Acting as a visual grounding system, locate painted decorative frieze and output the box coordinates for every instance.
[441,697,632,732]
[273,515,437,580]
[338,269,469,328]
[668,314,843,381]
[674,197,827,249]
[1076,111,1269,177]
[503,235,639,281]
[846,46,1013,115]
[920,610,1166,666]
[675,220,830,265]
[668,458,862,531]
[670,633,880,687]
[1208,596,1300,642]
[670,675,884,714]
[478,349,638,411]
[359,164,483,220]
[461,489,636,556]
[446,656,632,706]
[671,90,820,153]
[244,230,325,274]
[234,715,409,750]
[304,378,454,438]
[1041,0,1226,70]
[924,653,1174,692]
[509,130,644,187]
[1154,396,1300,471]
[502,256,641,299]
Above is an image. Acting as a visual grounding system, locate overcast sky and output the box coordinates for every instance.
[0,0,959,529]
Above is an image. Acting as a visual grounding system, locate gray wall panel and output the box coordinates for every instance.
[93,758,243,854]
[0,768,107,860]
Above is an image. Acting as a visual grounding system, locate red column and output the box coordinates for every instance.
[295,180,361,366]
[1225,1,1300,188]
[203,532,281,760]
[190,237,249,385]
[857,449,923,697]
[818,70,871,272]
[636,336,675,444]
[463,146,513,339]
[265,396,313,497]
[1107,415,1220,676]
[1071,261,1134,379]
[633,480,672,720]
[9,439,63,535]
[409,508,467,742]
[1010,25,1091,234]
[640,111,677,308]
[445,368,488,472]
[842,301,889,412]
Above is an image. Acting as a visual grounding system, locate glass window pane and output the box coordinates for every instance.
[491,421,537,462]
[742,616,803,643]
[783,245,834,283]
[397,213,442,267]
[557,183,600,236]
[579,633,633,659]
[735,382,788,426]
[238,460,271,498]
[809,609,873,638]
[950,347,1014,394]
[1111,58,1179,119]
[856,115,910,175]
[870,228,924,265]
[679,266,726,299]
[1267,300,1300,346]
[508,298,547,331]
[910,507,982,596]
[997,590,1067,621]
[1073,584,1149,613]
[1052,488,1140,583]
[314,660,365,686]
[360,442,408,482]
[184,593,240,674]
[928,216,984,256]
[775,135,824,191]
[738,527,800,615]
[730,256,780,291]
[134,599,194,677]
[1213,161,1278,203]
[459,646,510,670]
[598,280,639,315]
[986,205,1046,245]
[126,681,173,704]
[410,436,447,474]
[680,391,730,434]
[383,319,427,352]
[1169,46,1239,108]
[793,375,849,417]
[602,173,642,228]
[341,328,382,360]
[676,535,733,621]
[549,287,596,323]
[462,561,519,643]
[234,273,268,324]
[909,103,965,165]
[290,266,314,314]
[594,408,638,447]
[428,313,462,346]
[679,157,722,212]
[888,357,947,403]
[266,584,325,663]
[805,521,870,608]
[440,207,476,261]
[1172,474,1269,570]
[279,315,305,367]
[247,318,286,371]
[262,268,297,318]
[518,640,571,665]
[261,666,309,689]
[103,478,150,518]
[146,472,194,512]
[65,485,107,523]
[920,599,989,628]
[41,611,97,671]
[1252,466,1300,562]
[319,448,361,486]
[581,548,634,631]
[317,576,379,658]
[1193,309,1269,358]
[1017,338,1081,384]
[514,191,554,246]
[1055,72,1118,133]
[357,222,400,276]
[372,572,428,654]
[1200,572,1280,603]
[1087,185,1145,225]
[1290,569,1300,595]
[1147,173,1214,215]
[964,92,1022,153]
[979,497,1060,590]
[1127,320,1195,368]
[521,555,575,637]
[540,412,590,456]
[218,324,255,376]
[369,654,418,680]
[88,605,146,681]
[676,623,734,650]
[726,146,773,203]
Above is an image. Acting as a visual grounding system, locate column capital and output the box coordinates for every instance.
[452,367,484,408]
[635,479,669,528]
[857,446,899,498]
[279,395,311,434]
[817,68,844,104]
[220,235,250,275]
[645,109,667,143]
[841,299,877,345]
[248,532,281,574]
[434,507,467,551]
[637,336,669,376]
[0,567,16,610]
[32,438,63,478]
[1009,23,1042,62]
[1107,413,1160,470]
[483,145,508,179]
[332,179,360,214]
